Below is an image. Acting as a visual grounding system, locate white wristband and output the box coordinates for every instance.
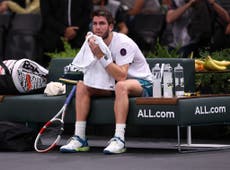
[99,55,112,68]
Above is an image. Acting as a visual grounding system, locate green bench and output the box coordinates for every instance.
[1,58,230,152]
[0,57,195,123]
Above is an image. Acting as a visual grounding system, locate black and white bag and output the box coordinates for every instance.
[0,59,48,94]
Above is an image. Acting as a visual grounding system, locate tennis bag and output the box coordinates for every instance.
[0,59,48,94]
[0,121,36,151]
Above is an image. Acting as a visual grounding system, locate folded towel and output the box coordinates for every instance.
[71,32,115,90]
[44,82,66,96]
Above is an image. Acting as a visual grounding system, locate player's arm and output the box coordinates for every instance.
[105,63,129,81]
[88,37,129,81]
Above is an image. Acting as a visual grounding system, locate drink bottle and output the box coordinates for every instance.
[174,63,184,97]
[163,64,173,98]
[152,63,161,97]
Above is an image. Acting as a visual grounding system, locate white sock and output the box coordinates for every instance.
[74,121,86,140]
[114,123,126,141]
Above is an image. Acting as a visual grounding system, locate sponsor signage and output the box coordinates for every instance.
[137,109,175,119]
[194,105,227,115]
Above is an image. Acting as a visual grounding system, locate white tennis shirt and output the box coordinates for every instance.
[109,32,152,82]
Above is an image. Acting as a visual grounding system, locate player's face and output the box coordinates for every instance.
[92,16,112,39]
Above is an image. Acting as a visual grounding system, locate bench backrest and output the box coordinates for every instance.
[48,58,73,82]
[48,58,195,93]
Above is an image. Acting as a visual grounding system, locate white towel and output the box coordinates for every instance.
[71,32,96,72]
[44,82,66,96]
[71,32,115,91]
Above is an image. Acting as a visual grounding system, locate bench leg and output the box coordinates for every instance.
[177,126,230,153]
[187,126,192,145]
[177,125,181,152]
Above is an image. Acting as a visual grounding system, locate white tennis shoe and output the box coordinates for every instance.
[60,135,90,153]
[103,136,126,154]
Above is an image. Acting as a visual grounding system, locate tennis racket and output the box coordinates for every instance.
[34,85,76,153]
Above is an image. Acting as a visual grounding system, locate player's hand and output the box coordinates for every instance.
[88,37,104,59]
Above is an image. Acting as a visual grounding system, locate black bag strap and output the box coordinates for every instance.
[0,60,18,94]
[0,60,11,75]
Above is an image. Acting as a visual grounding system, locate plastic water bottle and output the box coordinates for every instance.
[152,63,162,97]
[174,63,185,97]
[163,64,173,98]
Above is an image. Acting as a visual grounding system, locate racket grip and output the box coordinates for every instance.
[65,86,76,105]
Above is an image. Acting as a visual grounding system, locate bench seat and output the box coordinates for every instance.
[0,94,66,122]
[3,57,229,152]
[0,57,196,124]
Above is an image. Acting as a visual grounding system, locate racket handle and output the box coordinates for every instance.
[65,86,76,105]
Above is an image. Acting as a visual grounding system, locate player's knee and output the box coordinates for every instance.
[115,81,128,96]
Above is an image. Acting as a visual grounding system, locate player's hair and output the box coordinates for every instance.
[92,8,115,25]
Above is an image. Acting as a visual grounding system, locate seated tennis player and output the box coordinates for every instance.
[60,8,153,154]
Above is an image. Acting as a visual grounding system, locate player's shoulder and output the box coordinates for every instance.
[112,32,135,45]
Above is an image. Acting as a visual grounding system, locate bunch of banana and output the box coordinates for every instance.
[203,55,230,71]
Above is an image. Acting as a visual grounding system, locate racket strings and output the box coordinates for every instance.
[36,120,63,151]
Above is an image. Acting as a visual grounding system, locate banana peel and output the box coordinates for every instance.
[212,59,230,67]
[203,56,227,71]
